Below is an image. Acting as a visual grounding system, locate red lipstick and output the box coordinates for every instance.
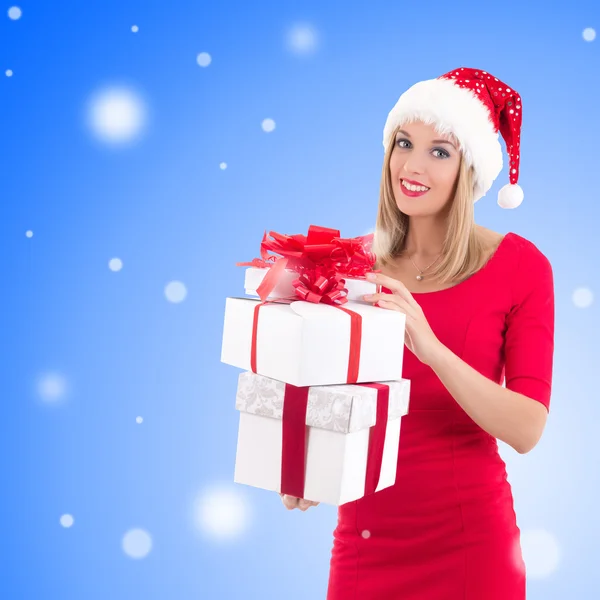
[400,178,430,197]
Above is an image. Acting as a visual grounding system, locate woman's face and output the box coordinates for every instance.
[389,121,461,217]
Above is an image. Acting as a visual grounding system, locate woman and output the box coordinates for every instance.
[282,67,555,599]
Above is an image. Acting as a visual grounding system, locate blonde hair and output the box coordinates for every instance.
[372,124,489,285]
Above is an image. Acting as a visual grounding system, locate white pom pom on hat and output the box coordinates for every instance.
[382,67,524,209]
[498,183,524,209]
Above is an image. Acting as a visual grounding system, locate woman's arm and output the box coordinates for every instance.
[428,344,548,454]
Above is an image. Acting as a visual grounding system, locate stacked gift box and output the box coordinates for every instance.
[221,225,411,506]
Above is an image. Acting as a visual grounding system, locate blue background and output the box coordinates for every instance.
[2,0,599,598]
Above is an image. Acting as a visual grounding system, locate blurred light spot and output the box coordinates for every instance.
[60,514,74,528]
[131,25,139,33]
[136,416,143,424]
[26,230,33,238]
[361,530,371,539]
[286,23,319,55]
[109,258,123,272]
[511,535,526,574]
[196,52,212,67]
[572,287,593,308]
[122,528,153,559]
[583,28,596,42]
[8,6,22,20]
[262,118,276,133]
[194,485,249,541]
[521,528,560,579]
[37,372,68,405]
[165,280,187,303]
[86,86,148,145]
[6,69,13,77]
[219,162,227,170]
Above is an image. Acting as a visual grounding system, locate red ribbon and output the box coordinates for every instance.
[333,305,362,384]
[358,383,390,496]
[237,225,379,302]
[280,383,310,498]
[280,382,390,500]
[249,299,361,384]
[250,302,264,375]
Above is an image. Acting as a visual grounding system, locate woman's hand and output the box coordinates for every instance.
[363,272,444,367]
[279,493,320,511]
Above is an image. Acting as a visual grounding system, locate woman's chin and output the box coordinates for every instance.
[396,199,433,215]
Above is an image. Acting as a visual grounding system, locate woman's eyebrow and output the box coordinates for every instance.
[432,139,457,149]
[397,129,457,149]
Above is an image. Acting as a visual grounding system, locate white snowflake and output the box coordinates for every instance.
[37,372,68,404]
[108,258,123,272]
[8,6,22,20]
[60,514,74,528]
[262,118,276,133]
[286,23,319,55]
[196,52,212,67]
[193,485,249,541]
[583,28,596,42]
[521,528,560,579]
[86,86,148,145]
[122,528,153,559]
[572,287,593,308]
[165,280,187,303]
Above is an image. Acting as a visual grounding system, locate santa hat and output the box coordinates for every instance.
[382,67,523,209]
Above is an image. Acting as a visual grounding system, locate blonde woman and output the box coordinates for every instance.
[282,67,555,600]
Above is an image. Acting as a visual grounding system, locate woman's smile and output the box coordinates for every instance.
[400,178,430,197]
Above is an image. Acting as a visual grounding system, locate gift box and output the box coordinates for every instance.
[233,372,411,506]
[221,297,406,387]
[243,266,381,303]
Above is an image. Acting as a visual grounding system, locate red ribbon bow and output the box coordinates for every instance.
[329,234,377,279]
[292,268,348,305]
[237,225,378,303]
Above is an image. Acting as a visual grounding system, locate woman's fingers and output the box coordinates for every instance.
[298,498,320,511]
[281,494,299,510]
[280,494,319,511]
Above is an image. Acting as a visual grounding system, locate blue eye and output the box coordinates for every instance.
[433,148,451,159]
[395,138,451,159]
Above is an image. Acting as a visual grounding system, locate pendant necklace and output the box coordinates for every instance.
[409,254,441,281]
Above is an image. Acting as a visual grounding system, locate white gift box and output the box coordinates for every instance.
[233,372,411,506]
[243,266,380,303]
[221,297,406,387]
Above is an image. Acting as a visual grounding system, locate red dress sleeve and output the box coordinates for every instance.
[504,240,555,411]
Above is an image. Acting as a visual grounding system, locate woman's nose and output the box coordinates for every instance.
[403,157,425,175]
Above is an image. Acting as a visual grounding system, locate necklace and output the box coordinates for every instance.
[409,253,441,281]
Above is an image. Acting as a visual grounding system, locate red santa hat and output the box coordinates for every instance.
[382,67,524,209]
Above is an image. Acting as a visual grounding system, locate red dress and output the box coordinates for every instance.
[326,232,555,600]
